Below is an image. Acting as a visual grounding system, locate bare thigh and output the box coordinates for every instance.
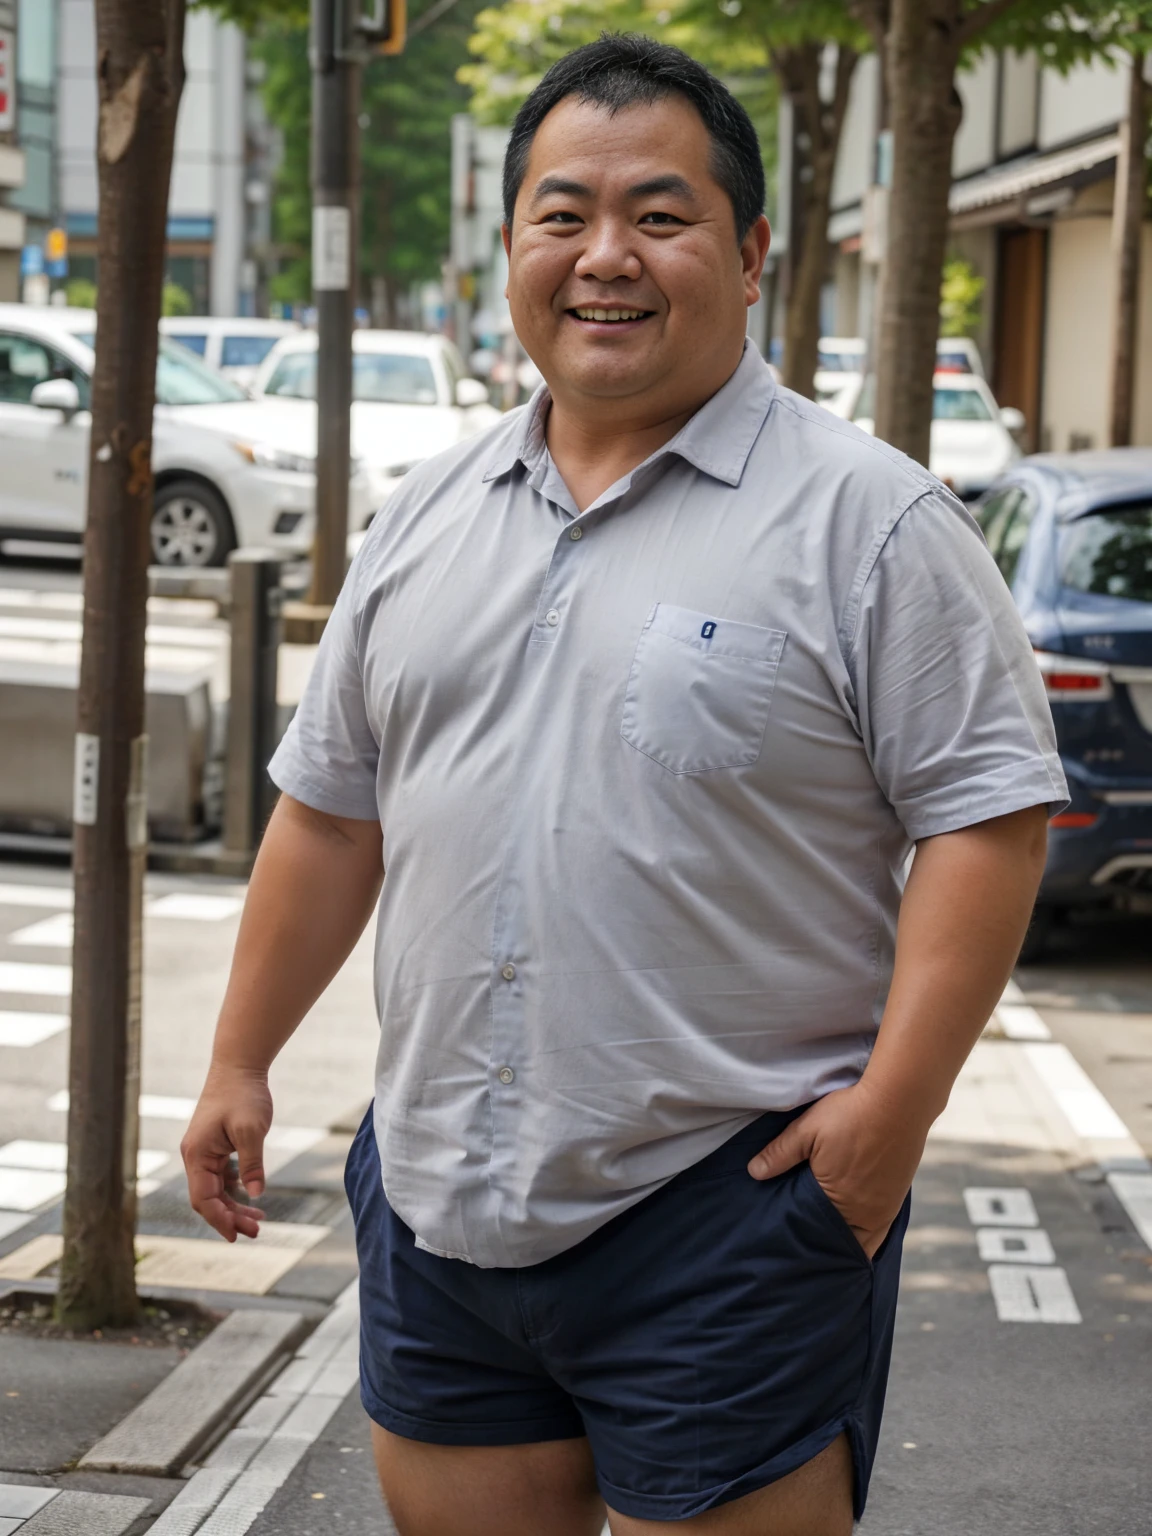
[607,1433,855,1536]
[371,1423,606,1536]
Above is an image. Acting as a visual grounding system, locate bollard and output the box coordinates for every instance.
[223,551,284,856]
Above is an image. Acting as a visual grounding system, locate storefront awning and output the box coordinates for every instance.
[949,133,1119,217]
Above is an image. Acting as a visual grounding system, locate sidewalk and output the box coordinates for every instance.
[0,1122,364,1535]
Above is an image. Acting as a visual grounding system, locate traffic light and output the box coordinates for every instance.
[359,0,406,55]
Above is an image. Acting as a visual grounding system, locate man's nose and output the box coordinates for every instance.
[573,218,643,283]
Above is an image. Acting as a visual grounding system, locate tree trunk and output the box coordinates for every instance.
[1110,51,1147,448]
[873,0,963,465]
[779,44,858,399]
[57,0,186,1332]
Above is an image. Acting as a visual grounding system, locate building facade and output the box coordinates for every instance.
[801,48,1147,454]
[0,0,26,301]
[6,1,276,316]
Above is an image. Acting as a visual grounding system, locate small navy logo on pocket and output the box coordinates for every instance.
[700,621,717,640]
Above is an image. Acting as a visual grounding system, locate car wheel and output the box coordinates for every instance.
[151,479,235,568]
[1017,903,1057,965]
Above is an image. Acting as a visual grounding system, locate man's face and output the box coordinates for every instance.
[504,94,770,420]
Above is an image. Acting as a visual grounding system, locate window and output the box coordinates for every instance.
[48,349,91,411]
[817,347,865,374]
[155,341,246,406]
[932,386,992,422]
[263,350,439,406]
[221,334,280,369]
[1061,505,1152,604]
[0,335,52,403]
[172,334,209,358]
[976,488,1022,556]
[995,491,1037,588]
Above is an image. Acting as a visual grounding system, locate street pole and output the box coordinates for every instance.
[58,0,186,1332]
[1109,51,1147,450]
[308,0,361,610]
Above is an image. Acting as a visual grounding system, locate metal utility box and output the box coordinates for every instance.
[0,658,216,843]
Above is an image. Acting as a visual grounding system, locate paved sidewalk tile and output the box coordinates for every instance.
[21,1491,148,1534]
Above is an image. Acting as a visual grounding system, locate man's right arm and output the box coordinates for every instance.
[181,793,383,1241]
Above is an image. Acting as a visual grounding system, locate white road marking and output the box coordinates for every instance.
[0,1211,31,1242]
[1021,1043,1133,1141]
[988,1264,1082,1324]
[0,883,72,909]
[976,1226,1056,1264]
[48,1089,195,1119]
[994,1002,1052,1041]
[148,892,244,921]
[0,961,71,996]
[9,912,73,947]
[0,1167,66,1211]
[1105,1170,1152,1250]
[149,1282,360,1536]
[0,1011,68,1047]
[0,1141,168,1178]
[963,1187,1039,1228]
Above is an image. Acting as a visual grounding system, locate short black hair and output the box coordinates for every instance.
[502,34,765,240]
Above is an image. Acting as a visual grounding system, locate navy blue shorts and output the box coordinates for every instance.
[345,1105,909,1524]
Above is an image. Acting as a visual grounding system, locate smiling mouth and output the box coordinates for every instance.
[568,307,654,323]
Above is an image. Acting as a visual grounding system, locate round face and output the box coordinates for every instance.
[504,93,769,426]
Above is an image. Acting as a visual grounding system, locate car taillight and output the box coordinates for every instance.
[1050,811,1099,828]
[1033,650,1113,702]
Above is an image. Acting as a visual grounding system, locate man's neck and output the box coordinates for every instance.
[546,389,719,513]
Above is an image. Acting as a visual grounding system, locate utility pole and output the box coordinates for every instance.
[302,0,404,624]
[1110,51,1147,449]
[308,0,360,610]
[58,0,186,1332]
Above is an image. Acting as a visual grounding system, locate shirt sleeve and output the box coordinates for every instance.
[268,555,381,822]
[848,489,1068,840]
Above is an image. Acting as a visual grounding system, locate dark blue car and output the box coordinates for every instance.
[974,450,1152,959]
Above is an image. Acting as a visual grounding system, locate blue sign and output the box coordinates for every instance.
[20,244,43,278]
[46,258,68,279]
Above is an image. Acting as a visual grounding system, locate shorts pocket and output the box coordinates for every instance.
[620,604,787,775]
[799,1162,871,1267]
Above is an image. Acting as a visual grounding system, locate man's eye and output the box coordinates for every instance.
[639,212,683,226]
[542,211,582,225]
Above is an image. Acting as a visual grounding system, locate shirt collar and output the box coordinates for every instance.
[480,341,776,489]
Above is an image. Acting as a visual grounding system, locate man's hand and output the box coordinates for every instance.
[181,1065,273,1243]
[747,1081,926,1259]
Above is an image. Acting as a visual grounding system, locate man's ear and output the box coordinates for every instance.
[502,222,512,258]
[742,215,771,307]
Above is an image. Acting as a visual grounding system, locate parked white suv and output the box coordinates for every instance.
[0,305,374,566]
[160,316,300,389]
[252,328,500,513]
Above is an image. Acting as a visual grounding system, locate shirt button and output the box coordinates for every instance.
[501,963,516,981]
[498,1066,515,1085]
[545,609,560,626]
[569,527,583,540]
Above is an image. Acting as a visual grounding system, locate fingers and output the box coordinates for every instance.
[748,1111,816,1181]
[182,1112,269,1242]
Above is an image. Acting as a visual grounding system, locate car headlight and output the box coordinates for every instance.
[232,440,315,475]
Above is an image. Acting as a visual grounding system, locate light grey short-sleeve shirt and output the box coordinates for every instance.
[270,343,1066,1268]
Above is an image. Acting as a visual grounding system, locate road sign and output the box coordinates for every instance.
[20,245,44,278]
[45,228,69,279]
[0,30,14,133]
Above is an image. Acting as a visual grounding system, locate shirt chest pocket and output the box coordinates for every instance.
[620,604,788,775]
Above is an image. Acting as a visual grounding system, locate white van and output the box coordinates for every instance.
[160,317,300,389]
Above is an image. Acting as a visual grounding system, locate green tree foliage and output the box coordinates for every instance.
[461,0,776,200]
[939,256,984,338]
[162,279,195,316]
[195,0,487,311]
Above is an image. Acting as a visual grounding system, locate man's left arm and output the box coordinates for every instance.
[748,802,1048,1253]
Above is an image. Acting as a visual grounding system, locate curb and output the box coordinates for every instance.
[78,1308,312,1477]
